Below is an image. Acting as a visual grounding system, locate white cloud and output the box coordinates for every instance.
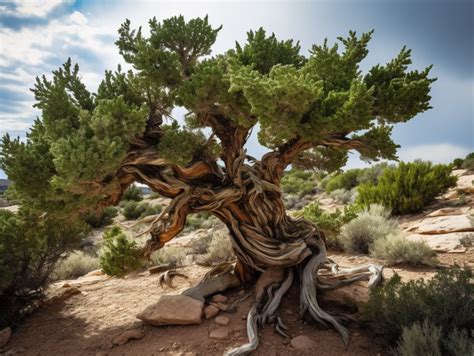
[1,0,74,18]
[398,143,472,163]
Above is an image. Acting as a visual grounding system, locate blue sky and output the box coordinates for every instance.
[0,0,473,179]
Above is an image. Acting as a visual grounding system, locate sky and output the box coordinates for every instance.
[0,0,473,179]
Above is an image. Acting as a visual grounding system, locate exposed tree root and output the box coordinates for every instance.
[158,270,188,289]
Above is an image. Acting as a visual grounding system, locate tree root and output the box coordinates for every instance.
[158,269,188,289]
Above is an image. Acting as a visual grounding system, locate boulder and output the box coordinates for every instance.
[408,215,473,235]
[137,295,203,326]
[112,328,145,346]
[204,305,219,319]
[209,327,229,340]
[0,327,11,348]
[456,175,474,194]
[290,335,317,352]
[406,232,472,253]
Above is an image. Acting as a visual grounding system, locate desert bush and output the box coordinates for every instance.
[281,169,318,197]
[462,152,474,171]
[189,233,214,254]
[198,230,235,266]
[84,206,118,228]
[53,251,100,280]
[99,226,143,277]
[122,201,162,220]
[152,245,188,268]
[371,235,436,265]
[356,162,390,185]
[339,204,399,254]
[443,328,474,356]
[185,212,217,231]
[362,267,473,346]
[122,185,144,201]
[0,209,86,328]
[357,161,457,214]
[393,321,442,356]
[452,157,465,169]
[329,188,355,204]
[300,202,360,249]
[324,169,361,193]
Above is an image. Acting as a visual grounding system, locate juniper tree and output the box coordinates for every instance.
[0,16,435,353]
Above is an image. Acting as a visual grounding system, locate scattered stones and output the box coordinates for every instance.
[214,315,230,326]
[212,294,228,303]
[290,335,317,352]
[204,305,219,319]
[111,328,145,346]
[209,328,229,340]
[0,327,12,348]
[137,294,203,326]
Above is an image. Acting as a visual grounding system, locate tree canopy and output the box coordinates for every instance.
[1,15,435,219]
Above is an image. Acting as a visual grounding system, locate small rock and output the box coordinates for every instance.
[204,305,219,319]
[209,328,229,340]
[291,335,317,352]
[85,269,104,277]
[212,294,228,303]
[137,294,203,326]
[0,327,12,348]
[61,282,71,288]
[112,328,145,346]
[214,315,230,326]
[211,302,228,311]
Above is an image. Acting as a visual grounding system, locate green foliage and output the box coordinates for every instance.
[122,201,162,220]
[99,226,143,277]
[452,157,465,169]
[325,169,361,192]
[84,206,118,228]
[281,169,318,197]
[362,267,473,346]
[299,202,360,249]
[53,251,100,280]
[0,209,86,328]
[185,212,215,231]
[152,245,187,268]
[357,161,457,214]
[122,185,144,202]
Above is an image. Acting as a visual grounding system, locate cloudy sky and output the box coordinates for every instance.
[0,0,472,178]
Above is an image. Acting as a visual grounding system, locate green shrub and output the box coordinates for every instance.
[185,212,216,231]
[356,162,390,185]
[357,161,457,214]
[452,157,465,169]
[122,201,162,220]
[0,209,86,328]
[122,185,144,202]
[443,328,473,356]
[339,204,399,254]
[198,231,235,266]
[189,233,214,254]
[299,202,360,249]
[328,188,354,204]
[99,226,143,277]
[393,321,442,356]
[152,245,188,268]
[462,152,474,170]
[281,169,319,197]
[324,169,361,192]
[371,235,436,265]
[362,267,473,346]
[84,206,118,228]
[53,251,100,280]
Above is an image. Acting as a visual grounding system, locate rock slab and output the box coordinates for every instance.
[408,215,473,235]
[137,294,203,326]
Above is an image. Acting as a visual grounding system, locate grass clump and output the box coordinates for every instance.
[299,202,359,250]
[53,251,100,280]
[197,231,235,266]
[357,161,457,214]
[371,235,436,265]
[184,212,218,231]
[363,267,473,347]
[152,245,188,268]
[99,226,143,277]
[122,185,144,201]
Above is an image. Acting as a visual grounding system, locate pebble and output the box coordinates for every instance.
[209,328,229,340]
[214,315,230,326]
[212,294,228,303]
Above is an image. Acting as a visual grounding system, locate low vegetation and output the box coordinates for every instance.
[152,245,188,268]
[84,206,118,228]
[281,169,319,197]
[357,161,457,214]
[122,201,162,220]
[197,230,235,266]
[121,185,144,202]
[99,227,143,277]
[452,152,474,171]
[53,251,100,280]
[363,267,473,349]
[0,209,86,328]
